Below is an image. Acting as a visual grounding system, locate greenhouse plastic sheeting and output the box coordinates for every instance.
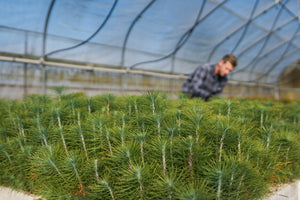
[0,0,299,84]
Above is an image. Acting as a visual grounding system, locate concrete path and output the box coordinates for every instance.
[0,187,41,200]
[264,181,300,200]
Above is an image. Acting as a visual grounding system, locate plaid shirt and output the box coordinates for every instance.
[182,63,228,101]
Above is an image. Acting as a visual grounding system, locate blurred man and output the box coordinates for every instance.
[182,54,237,101]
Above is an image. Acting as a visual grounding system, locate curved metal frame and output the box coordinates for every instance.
[247,0,288,80]
[231,16,298,75]
[128,0,208,69]
[266,48,300,84]
[275,52,300,86]
[121,0,156,68]
[207,0,259,62]
[230,0,259,54]
[231,46,300,84]
[170,0,206,73]
[2,0,299,88]
[245,28,300,72]
[39,0,300,85]
[45,0,118,58]
[41,0,56,94]
[42,0,56,59]
[129,0,227,70]
[255,24,300,82]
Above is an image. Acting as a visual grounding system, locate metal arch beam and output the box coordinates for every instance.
[247,0,288,80]
[231,16,298,74]
[230,32,300,83]
[233,47,300,84]
[121,0,156,68]
[256,43,300,83]
[230,0,259,54]
[275,53,300,85]
[261,48,300,84]
[42,0,56,59]
[254,24,300,82]
[129,0,227,70]
[240,30,300,75]
[45,0,118,58]
[207,0,297,64]
[42,0,56,95]
[207,0,259,62]
[170,0,206,73]
[215,0,298,73]
[220,0,299,44]
[276,55,300,83]
[243,31,300,74]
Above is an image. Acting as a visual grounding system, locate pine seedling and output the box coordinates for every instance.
[94,159,100,181]
[137,114,147,134]
[36,110,50,147]
[151,171,183,200]
[50,86,68,102]
[122,113,126,129]
[118,128,126,147]
[100,178,116,200]
[153,114,162,138]
[69,100,77,123]
[117,164,152,200]
[203,158,230,200]
[96,116,104,148]
[225,100,232,121]
[115,146,133,169]
[17,138,25,153]
[136,132,146,165]
[146,91,158,115]
[177,180,213,200]
[134,98,139,116]
[176,110,182,136]
[261,125,273,151]
[104,93,116,116]
[109,142,143,172]
[77,112,89,161]
[0,144,12,166]
[15,117,26,144]
[31,145,67,185]
[260,107,265,128]
[182,108,204,142]
[104,129,113,156]
[87,98,92,115]
[149,138,169,177]
[65,156,84,190]
[166,125,179,167]
[54,108,69,156]
[186,136,194,178]
[215,117,230,166]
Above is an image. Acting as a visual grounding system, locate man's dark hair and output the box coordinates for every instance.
[222,54,238,68]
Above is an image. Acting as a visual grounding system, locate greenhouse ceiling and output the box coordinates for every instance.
[0,0,299,85]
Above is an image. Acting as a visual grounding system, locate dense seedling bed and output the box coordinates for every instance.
[0,92,299,199]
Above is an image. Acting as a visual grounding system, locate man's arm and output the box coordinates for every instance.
[213,77,228,96]
[190,66,211,99]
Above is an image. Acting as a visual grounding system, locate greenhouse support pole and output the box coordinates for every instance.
[42,0,56,95]
[24,63,28,96]
[274,86,280,100]
[41,64,47,95]
[24,32,28,97]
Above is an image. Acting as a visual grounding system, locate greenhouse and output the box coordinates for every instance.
[0,0,300,200]
[0,0,300,99]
